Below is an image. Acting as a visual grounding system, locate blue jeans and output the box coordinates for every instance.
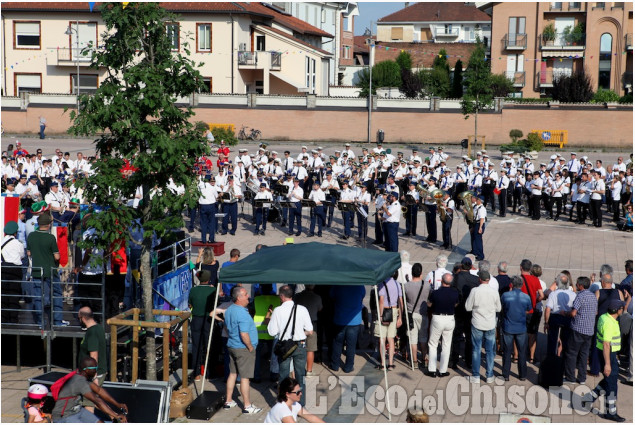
[471,326,496,378]
[279,343,307,405]
[39,124,46,139]
[502,331,528,379]
[331,324,360,372]
[33,275,63,326]
[56,407,100,423]
[199,203,216,243]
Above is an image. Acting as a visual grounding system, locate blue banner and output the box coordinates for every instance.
[152,265,191,322]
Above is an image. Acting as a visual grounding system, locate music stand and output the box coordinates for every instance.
[301,200,316,208]
[328,189,340,200]
[337,202,356,212]
[220,193,231,202]
[254,200,272,209]
[279,201,297,209]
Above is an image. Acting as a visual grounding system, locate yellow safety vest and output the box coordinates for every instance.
[596,313,621,352]
[253,295,281,341]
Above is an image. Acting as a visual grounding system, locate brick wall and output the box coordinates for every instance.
[373,42,478,68]
[2,105,631,148]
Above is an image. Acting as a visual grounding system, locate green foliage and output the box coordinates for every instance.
[504,97,552,103]
[461,41,493,118]
[450,59,464,98]
[212,126,238,146]
[356,60,402,96]
[592,88,620,103]
[619,93,633,104]
[433,49,451,75]
[542,23,556,42]
[490,73,515,98]
[395,51,412,73]
[525,132,544,152]
[509,129,523,143]
[400,69,423,98]
[195,121,209,133]
[418,67,450,98]
[552,70,594,102]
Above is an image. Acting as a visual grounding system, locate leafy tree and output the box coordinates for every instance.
[433,49,451,75]
[490,73,515,98]
[551,70,593,102]
[419,67,450,98]
[395,51,412,73]
[509,129,523,143]
[67,2,208,380]
[461,40,493,150]
[401,69,422,98]
[450,59,464,98]
[356,60,402,96]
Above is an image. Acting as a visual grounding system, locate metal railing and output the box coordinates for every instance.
[539,32,586,48]
[154,237,191,279]
[549,2,563,10]
[505,71,526,87]
[503,33,527,49]
[238,51,282,69]
[568,2,582,11]
[238,50,257,66]
[271,52,281,69]
[434,27,460,37]
[55,47,95,63]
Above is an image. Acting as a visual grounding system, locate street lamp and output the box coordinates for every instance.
[365,25,375,144]
[65,22,80,112]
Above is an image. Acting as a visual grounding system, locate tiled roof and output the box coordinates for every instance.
[378,2,491,23]
[247,3,333,38]
[259,26,332,56]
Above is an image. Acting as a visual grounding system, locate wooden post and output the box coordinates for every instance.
[110,325,118,381]
[132,309,139,384]
[162,327,169,382]
[181,316,188,388]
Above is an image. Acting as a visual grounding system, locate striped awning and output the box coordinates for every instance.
[541,51,584,58]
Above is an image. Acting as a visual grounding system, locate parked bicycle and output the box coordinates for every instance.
[238,125,262,141]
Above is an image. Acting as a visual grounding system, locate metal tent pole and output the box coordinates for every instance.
[373,285,391,421]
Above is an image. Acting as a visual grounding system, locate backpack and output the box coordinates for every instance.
[50,370,79,417]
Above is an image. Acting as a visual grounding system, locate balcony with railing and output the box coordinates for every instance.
[549,2,563,11]
[537,70,573,87]
[50,47,96,66]
[505,71,526,87]
[503,33,527,50]
[434,27,460,39]
[539,32,586,50]
[626,33,633,50]
[568,2,582,11]
[238,51,282,70]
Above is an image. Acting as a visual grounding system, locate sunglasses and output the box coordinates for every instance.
[82,366,98,370]
[288,390,302,395]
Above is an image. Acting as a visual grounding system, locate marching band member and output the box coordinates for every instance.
[308,182,326,237]
[403,180,419,237]
[438,147,449,162]
[355,184,371,240]
[529,171,543,221]
[440,169,454,198]
[220,175,242,235]
[470,194,487,261]
[382,191,401,252]
[441,191,455,249]
[496,169,510,217]
[253,183,273,236]
[482,163,498,211]
[424,177,438,243]
[321,171,339,227]
[280,173,294,228]
[288,177,304,236]
[372,187,387,246]
[468,165,483,196]
[339,180,355,240]
[548,172,565,221]
[343,143,355,159]
[45,181,79,224]
[522,156,534,175]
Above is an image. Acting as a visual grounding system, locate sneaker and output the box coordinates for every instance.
[563,379,576,385]
[599,413,625,423]
[242,404,262,414]
[60,320,70,327]
[306,371,314,376]
[469,376,480,384]
[223,401,237,410]
[486,376,495,384]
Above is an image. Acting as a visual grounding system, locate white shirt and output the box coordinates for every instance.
[308,188,325,204]
[425,267,451,291]
[590,178,605,200]
[611,180,622,200]
[289,186,303,202]
[264,402,302,423]
[340,188,355,202]
[551,179,565,197]
[384,200,401,223]
[45,190,64,209]
[198,181,219,204]
[465,284,501,331]
[530,178,543,196]
[268,300,313,341]
[1,235,25,265]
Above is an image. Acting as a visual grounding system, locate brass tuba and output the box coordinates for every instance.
[416,183,429,212]
[430,189,447,222]
[458,190,475,224]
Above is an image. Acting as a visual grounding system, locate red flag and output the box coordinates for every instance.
[54,224,69,267]
[2,195,20,228]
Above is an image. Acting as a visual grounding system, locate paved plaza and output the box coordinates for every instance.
[1,135,633,422]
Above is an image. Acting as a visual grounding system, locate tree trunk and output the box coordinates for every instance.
[140,205,156,381]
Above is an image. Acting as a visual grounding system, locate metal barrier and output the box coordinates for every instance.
[154,237,191,279]
[0,265,45,330]
[530,129,568,149]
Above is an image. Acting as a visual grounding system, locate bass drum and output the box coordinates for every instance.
[267,206,282,223]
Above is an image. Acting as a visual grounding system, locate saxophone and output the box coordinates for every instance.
[458,190,475,224]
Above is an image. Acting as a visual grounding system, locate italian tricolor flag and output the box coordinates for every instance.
[52,223,70,268]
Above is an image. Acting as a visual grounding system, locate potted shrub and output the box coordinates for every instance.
[563,25,573,45]
[571,22,585,45]
[542,23,556,46]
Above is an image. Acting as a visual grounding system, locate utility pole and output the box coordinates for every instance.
[367,22,375,144]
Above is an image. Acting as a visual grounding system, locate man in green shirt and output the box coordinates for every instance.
[26,213,67,326]
[583,299,626,422]
[188,269,216,381]
[78,306,108,413]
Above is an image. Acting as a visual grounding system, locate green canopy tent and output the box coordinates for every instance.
[218,242,401,285]
[200,242,401,419]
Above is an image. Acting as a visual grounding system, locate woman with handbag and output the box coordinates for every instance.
[374,271,403,370]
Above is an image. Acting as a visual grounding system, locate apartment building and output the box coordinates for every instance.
[377,2,491,46]
[481,1,633,97]
[1,2,333,97]
[270,2,359,86]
